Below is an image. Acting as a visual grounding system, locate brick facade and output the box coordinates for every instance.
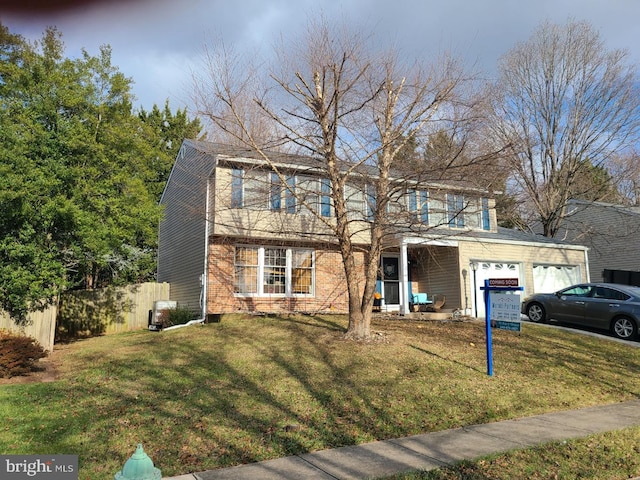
[206,237,355,314]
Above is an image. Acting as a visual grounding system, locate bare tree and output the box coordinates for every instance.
[609,149,640,206]
[485,19,640,237]
[192,18,481,339]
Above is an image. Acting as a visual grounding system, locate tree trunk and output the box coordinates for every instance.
[345,306,371,340]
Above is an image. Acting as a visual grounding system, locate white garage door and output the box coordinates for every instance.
[533,264,580,294]
[473,262,521,318]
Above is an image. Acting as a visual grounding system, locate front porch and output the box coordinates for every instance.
[375,236,464,316]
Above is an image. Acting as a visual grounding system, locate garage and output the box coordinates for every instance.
[532,264,581,294]
[471,261,521,317]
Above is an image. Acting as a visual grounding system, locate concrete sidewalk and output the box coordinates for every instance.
[163,399,640,480]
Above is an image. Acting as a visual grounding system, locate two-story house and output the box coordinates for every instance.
[158,140,590,320]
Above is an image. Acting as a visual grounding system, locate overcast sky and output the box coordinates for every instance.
[2,0,639,114]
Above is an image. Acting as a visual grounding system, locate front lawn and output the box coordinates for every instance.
[1,315,639,479]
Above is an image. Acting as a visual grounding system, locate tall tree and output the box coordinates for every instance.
[138,101,204,200]
[0,23,193,321]
[485,19,640,237]
[193,19,485,339]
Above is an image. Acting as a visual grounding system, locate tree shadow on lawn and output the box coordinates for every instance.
[409,344,485,374]
[21,318,416,476]
[8,316,640,479]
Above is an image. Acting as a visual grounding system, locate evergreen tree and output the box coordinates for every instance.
[0,23,201,321]
[138,101,203,200]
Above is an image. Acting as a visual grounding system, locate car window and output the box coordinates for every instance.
[560,285,592,297]
[593,287,630,301]
[593,287,608,298]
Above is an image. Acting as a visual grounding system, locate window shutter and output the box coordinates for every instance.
[320,178,331,217]
[231,168,243,208]
[482,197,490,230]
[408,189,417,218]
[420,190,429,224]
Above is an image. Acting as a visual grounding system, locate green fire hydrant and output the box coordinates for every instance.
[115,444,161,480]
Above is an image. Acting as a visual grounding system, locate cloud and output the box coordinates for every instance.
[3,0,640,112]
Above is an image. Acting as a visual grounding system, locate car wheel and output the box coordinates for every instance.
[526,302,546,323]
[612,316,636,340]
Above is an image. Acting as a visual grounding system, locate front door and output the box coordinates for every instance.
[381,256,400,308]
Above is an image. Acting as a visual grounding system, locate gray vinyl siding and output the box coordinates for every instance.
[415,246,461,309]
[560,200,640,281]
[158,140,216,313]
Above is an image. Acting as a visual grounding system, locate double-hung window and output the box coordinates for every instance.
[345,183,365,220]
[264,248,287,294]
[234,247,259,294]
[292,250,314,294]
[232,168,332,217]
[296,175,320,216]
[408,189,429,224]
[387,189,406,216]
[287,175,332,217]
[447,193,465,228]
[230,168,268,209]
[234,246,315,296]
[244,170,266,209]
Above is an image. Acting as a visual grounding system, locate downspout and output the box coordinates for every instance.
[584,247,591,283]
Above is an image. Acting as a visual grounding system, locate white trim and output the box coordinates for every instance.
[401,237,459,247]
[401,243,410,314]
[399,234,587,252]
[233,245,315,297]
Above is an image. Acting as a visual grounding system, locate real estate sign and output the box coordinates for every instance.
[490,292,521,332]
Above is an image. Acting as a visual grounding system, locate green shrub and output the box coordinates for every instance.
[0,330,47,378]
[163,306,198,327]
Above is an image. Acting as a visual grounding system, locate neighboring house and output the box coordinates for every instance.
[557,199,640,284]
[158,140,589,320]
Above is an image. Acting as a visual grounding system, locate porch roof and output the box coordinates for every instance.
[396,227,588,251]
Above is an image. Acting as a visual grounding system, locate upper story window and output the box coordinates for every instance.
[231,168,269,210]
[453,197,491,231]
[408,189,429,224]
[447,193,465,228]
[230,167,492,231]
[296,175,320,216]
[231,168,331,217]
[344,183,364,220]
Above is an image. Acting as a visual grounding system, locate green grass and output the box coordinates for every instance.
[1,315,640,480]
[386,427,640,479]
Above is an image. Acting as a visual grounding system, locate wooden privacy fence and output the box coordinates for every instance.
[0,282,170,351]
[0,304,57,352]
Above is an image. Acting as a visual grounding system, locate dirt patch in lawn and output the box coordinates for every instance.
[0,344,67,385]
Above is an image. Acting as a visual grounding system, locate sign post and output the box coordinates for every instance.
[480,278,523,376]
